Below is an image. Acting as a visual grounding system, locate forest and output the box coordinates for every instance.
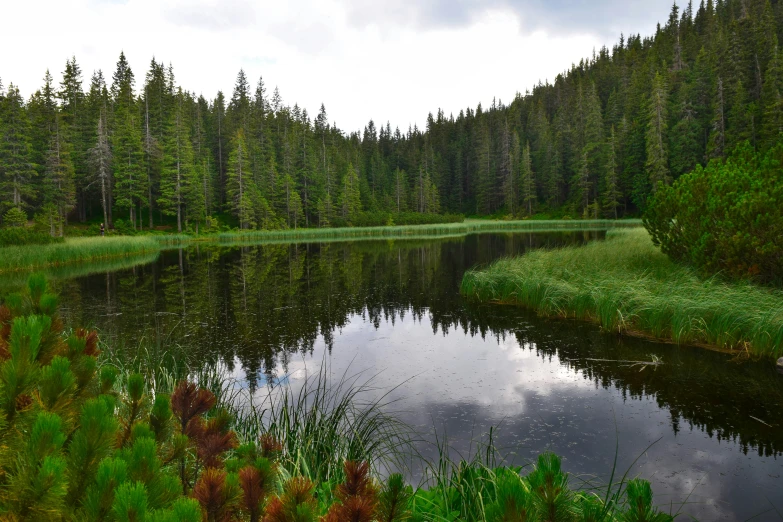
[1,0,783,234]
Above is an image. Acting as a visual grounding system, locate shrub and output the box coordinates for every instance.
[2,207,28,227]
[0,227,65,247]
[644,142,783,285]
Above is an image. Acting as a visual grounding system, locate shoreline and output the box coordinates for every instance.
[0,219,641,273]
[460,228,783,359]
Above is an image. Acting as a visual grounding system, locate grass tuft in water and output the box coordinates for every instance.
[0,236,160,273]
[461,228,783,358]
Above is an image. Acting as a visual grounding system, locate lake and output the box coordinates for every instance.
[29,230,783,521]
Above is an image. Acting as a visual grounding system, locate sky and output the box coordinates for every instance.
[1,0,673,133]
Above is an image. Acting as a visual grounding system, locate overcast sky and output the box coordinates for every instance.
[2,0,672,133]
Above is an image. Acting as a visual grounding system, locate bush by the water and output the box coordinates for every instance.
[644,142,783,285]
[0,227,65,247]
[0,275,673,521]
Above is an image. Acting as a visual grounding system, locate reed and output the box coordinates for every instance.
[0,236,160,273]
[461,228,783,358]
[213,219,641,244]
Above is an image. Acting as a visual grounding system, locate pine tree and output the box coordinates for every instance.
[0,84,36,216]
[520,140,536,215]
[393,167,407,212]
[602,127,622,218]
[577,150,591,215]
[159,90,195,233]
[89,106,112,229]
[111,52,145,229]
[707,76,727,159]
[42,112,76,236]
[761,43,783,149]
[499,120,514,214]
[340,163,361,220]
[645,72,671,191]
[226,130,256,229]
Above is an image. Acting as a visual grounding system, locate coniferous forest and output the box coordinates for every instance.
[2,0,783,234]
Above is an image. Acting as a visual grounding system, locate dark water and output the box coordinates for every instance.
[39,232,783,520]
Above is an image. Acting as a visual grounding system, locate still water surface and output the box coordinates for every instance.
[39,232,783,520]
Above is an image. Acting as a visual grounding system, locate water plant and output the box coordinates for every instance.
[461,228,783,358]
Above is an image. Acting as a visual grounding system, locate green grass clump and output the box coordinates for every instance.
[0,236,160,273]
[461,228,783,358]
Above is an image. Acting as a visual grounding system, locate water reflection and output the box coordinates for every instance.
[42,231,783,521]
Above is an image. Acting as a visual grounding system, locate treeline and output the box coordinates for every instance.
[2,0,783,233]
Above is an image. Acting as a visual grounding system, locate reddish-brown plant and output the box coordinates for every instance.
[171,380,217,432]
[75,328,100,356]
[324,496,378,522]
[194,418,239,469]
[324,461,379,522]
[263,477,317,522]
[0,305,11,360]
[259,433,283,459]
[239,465,276,522]
[193,468,239,522]
[336,461,376,501]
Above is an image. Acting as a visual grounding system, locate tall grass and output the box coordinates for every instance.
[461,228,783,358]
[0,236,160,273]
[214,219,642,244]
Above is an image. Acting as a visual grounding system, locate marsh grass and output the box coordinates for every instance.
[461,228,783,358]
[0,220,641,272]
[213,219,641,244]
[0,236,160,273]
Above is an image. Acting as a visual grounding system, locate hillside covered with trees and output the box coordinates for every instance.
[1,0,783,234]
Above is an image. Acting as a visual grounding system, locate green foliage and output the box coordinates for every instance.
[0,225,66,247]
[2,207,28,227]
[644,142,783,285]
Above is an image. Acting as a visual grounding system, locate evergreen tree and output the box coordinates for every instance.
[340,163,361,220]
[226,130,255,229]
[111,52,145,229]
[520,140,536,215]
[761,43,783,149]
[42,112,76,236]
[602,127,622,218]
[159,89,195,233]
[646,72,671,191]
[0,84,36,216]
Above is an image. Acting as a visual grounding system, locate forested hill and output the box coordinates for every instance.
[1,0,782,233]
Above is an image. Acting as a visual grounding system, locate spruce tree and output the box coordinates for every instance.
[0,84,36,216]
[602,127,622,218]
[761,43,783,149]
[226,130,256,229]
[520,141,536,216]
[159,89,195,233]
[111,52,145,229]
[645,72,671,192]
[340,163,361,220]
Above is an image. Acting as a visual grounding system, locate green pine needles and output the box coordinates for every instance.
[0,275,674,521]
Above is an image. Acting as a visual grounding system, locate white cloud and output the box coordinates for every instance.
[1,0,671,132]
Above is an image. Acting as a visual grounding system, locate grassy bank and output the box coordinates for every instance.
[0,220,641,273]
[461,228,783,358]
[0,236,160,273]
[211,219,641,244]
